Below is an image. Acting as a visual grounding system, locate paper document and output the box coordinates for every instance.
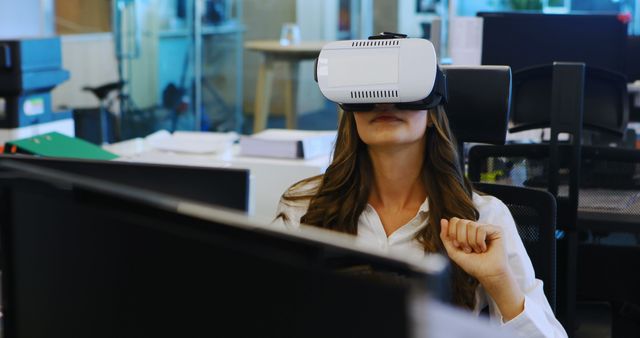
[239,129,336,159]
[449,17,483,66]
[146,130,238,154]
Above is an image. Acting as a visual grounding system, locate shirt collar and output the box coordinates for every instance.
[418,196,430,214]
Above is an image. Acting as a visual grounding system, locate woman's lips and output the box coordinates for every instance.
[371,114,403,123]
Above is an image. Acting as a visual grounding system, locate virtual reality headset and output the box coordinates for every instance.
[315,33,447,112]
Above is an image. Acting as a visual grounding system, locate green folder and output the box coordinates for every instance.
[4,132,118,160]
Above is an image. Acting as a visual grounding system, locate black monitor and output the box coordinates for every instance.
[0,154,250,212]
[0,159,449,338]
[479,12,628,74]
[628,36,640,82]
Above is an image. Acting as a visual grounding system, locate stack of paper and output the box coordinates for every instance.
[146,130,238,154]
[239,129,336,159]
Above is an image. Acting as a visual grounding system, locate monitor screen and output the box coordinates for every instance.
[627,35,640,82]
[479,12,628,74]
[0,154,250,212]
[0,160,448,338]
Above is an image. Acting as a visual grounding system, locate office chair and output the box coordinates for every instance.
[442,65,511,168]
[443,65,559,310]
[510,63,629,139]
[474,182,557,313]
[467,63,586,332]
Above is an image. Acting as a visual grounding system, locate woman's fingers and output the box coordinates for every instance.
[477,226,488,252]
[467,223,481,253]
[440,218,453,251]
[442,218,493,254]
[447,217,459,248]
[456,219,471,253]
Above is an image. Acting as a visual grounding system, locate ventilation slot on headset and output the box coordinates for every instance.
[350,90,398,99]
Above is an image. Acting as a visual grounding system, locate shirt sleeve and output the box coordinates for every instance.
[481,197,568,338]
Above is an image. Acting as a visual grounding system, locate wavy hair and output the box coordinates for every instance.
[277,106,480,309]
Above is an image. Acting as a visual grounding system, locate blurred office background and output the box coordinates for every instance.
[0,0,637,140]
[1,1,640,337]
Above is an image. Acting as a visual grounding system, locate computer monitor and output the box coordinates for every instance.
[479,12,628,74]
[628,36,640,83]
[0,159,449,338]
[0,154,250,212]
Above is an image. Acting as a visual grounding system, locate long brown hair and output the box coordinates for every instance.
[277,106,480,309]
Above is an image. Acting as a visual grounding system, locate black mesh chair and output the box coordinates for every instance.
[510,64,629,138]
[464,63,586,332]
[473,183,557,313]
[443,66,558,313]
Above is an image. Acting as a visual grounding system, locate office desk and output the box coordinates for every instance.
[245,40,326,133]
[103,137,331,220]
[490,183,640,234]
[576,190,640,234]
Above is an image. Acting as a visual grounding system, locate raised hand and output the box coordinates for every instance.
[440,217,525,321]
[439,217,509,283]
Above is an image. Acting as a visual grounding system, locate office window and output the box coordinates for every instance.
[104,0,375,138]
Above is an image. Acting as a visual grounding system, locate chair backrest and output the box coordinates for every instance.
[510,64,629,137]
[443,65,512,145]
[474,182,557,313]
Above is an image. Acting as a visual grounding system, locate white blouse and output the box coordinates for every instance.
[273,181,567,338]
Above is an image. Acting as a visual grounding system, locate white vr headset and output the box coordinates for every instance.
[315,33,447,112]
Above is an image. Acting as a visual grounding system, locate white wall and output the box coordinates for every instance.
[296,0,339,40]
[51,34,120,110]
[0,0,54,38]
[398,0,436,38]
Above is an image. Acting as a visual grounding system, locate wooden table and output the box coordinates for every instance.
[245,40,326,132]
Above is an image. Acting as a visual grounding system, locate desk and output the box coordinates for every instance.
[576,191,640,234]
[245,40,326,132]
[489,181,640,234]
[545,186,640,233]
[103,136,331,220]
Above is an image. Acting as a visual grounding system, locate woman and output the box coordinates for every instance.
[273,103,566,337]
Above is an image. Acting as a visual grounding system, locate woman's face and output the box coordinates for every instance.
[353,104,428,147]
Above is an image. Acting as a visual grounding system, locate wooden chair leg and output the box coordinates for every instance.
[283,61,299,130]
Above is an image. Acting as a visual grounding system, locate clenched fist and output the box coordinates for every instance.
[439,217,510,283]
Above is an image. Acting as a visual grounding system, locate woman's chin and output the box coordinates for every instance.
[365,135,414,147]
